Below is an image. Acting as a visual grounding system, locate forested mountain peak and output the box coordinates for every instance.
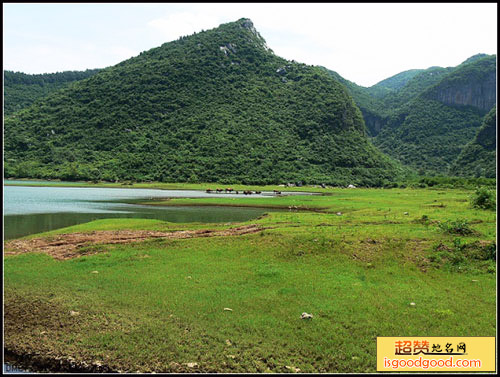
[372,55,496,175]
[371,69,424,91]
[4,18,404,186]
[460,53,491,66]
[122,18,275,66]
[423,54,496,112]
[324,52,496,176]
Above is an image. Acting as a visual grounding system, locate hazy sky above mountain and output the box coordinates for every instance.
[3,3,497,86]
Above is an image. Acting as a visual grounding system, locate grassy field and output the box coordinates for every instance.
[3,187,496,372]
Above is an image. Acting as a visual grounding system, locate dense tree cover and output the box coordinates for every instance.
[423,56,496,111]
[324,65,458,136]
[327,55,496,175]
[379,67,454,110]
[403,176,495,189]
[368,69,424,93]
[373,98,484,174]
[4,19,405,186]
[459,53,490,66]
[373,55,496,175]
[321,68,389,136]
[449,106,496,178]
[4,69,101,114]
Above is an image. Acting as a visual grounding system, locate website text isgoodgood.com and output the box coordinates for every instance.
[384,356,482,370]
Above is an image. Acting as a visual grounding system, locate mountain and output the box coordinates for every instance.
[460,53,490,66]
[324,65,456,136]
[4,69,101,115]
[327,54,496,175]
[321,68,387,136]
[4,18,404,186]
[377,66,455,110]
[373,54,496,175]
[423,56,496,112]
[369,69,424,94]
[449,106,496,178]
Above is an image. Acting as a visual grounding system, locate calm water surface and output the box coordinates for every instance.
[3,183,290,240]
[3,182,310,372]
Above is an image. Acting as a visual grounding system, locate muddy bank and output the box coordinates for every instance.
[4,293,217,373]
[4,224,269,260]
[4,349,117,373]
[4,294,120,373]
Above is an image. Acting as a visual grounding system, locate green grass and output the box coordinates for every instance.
[4,187,496,372]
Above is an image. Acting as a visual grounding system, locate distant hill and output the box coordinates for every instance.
[4,18,404,186]
[373,55,495,175]
[327,55,496,175]
[324,65,457,136]
[4,69,101,115]
[449,106,496,178]
[369,69,424,93]
[378,66,455,110]
[423,56,496,112]
[460,53,490,66]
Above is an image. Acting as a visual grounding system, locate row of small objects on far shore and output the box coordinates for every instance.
[205,188,281,195]
[205,184,357,195]
[280,183,357,189]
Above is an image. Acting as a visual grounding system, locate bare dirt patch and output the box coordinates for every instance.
[4,224,268,260]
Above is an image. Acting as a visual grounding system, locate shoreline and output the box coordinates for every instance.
[138,200,329,212]
[3,178,329,193]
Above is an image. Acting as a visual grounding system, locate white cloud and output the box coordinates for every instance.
[3,3,497,85]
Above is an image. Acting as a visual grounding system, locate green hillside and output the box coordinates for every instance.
[325,65,456,137]
[373,55,495,175]
[423,56,496,112]
[4,69,101,115]
[327,55,496,175]
[321,68,387,136]
[459,53,490,66]
[373,98,484,174]
[379,66,454,110]
[368,68,423,94]
[4,19,403,186]
[449,106,496,178]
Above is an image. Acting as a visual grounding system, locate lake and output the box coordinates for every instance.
[2,183,293,240]
[2,182,293,372]
[4,182,311,372]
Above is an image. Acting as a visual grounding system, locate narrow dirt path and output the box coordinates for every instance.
[4,224,268,260]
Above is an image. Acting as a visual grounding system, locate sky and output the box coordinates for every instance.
[3,3,497,87]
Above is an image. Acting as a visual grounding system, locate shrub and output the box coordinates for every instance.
[483,242,497,260]
[471,187,496,210]
[438,219,476,236]
[429,239,496,273]
[418,214,431,226]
